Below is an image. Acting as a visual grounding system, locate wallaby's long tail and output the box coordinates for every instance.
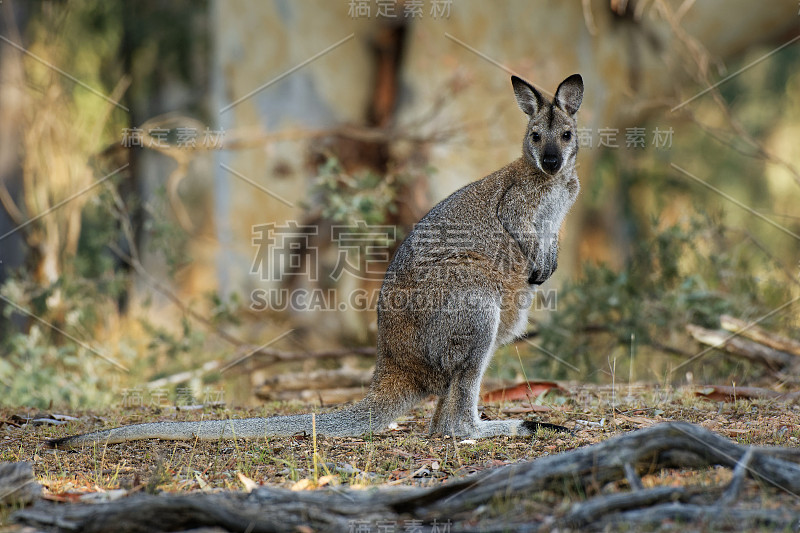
[47,386,417,450]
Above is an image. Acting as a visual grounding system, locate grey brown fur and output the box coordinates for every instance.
[49,74,583,449]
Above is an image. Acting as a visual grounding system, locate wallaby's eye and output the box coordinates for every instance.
[530,132,541,142]
[562,131,572,141]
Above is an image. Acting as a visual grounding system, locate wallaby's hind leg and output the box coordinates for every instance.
[430,357,498,437]
[429,371,481,436]
[430,364,483,436]
[426,294,570,439]
[430,394,453,435]
[428,299,500,437]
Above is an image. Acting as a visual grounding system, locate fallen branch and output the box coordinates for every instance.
[0,462,40,507]
[254,367,373,403]
[256,386,369,405]
[256,367,372,392]
[147,360,223,389]
[594,503,800,532]
[14,422,800,532]
[720,314,800,357]
[563,486,690,529]
[222,344,376,370]
[695,385,800,403]
[686,324,796,370]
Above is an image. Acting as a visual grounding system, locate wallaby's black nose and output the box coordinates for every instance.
[542,154,561,173]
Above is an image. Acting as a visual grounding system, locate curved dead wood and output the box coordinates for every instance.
[562,486,690,528]
[0,462,40,507]
[720,315,800,357]
[596,503,800,532]
[687,324,796,370]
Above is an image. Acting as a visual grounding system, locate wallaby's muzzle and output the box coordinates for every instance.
[541,147,561,174]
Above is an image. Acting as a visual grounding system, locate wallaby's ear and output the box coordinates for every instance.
[511,75,544,116]
[554,74,583,116]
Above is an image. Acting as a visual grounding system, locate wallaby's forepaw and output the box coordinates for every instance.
[528,270,546,285]
[528,269,553,285]
[520,420,571,435]
[528,260,557,285]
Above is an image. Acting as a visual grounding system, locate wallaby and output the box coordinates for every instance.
[49,73,583,449]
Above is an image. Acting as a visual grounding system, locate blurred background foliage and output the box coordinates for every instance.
[0,0,798,408]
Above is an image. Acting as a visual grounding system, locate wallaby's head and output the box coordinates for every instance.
[511,74,583,176]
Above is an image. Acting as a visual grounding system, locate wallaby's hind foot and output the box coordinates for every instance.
[518,420,571,435]
[479,420,570,438]
[432,420,570,439]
